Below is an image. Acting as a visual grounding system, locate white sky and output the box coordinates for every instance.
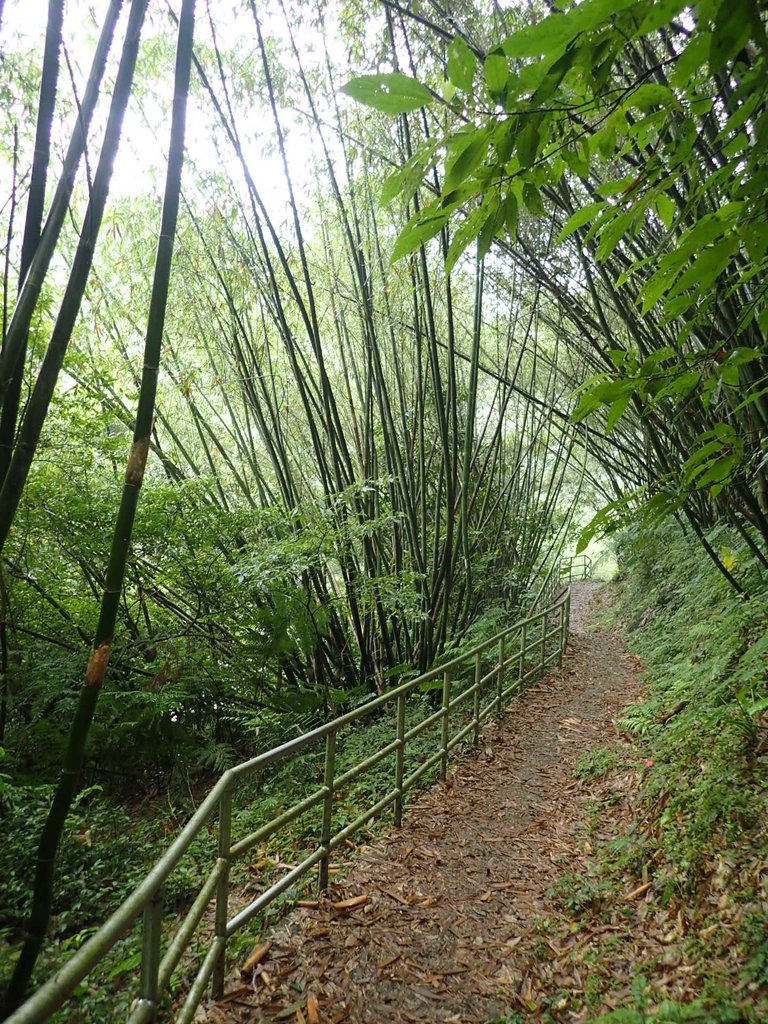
[0,0,342,222]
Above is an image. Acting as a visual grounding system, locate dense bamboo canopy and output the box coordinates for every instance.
[0,0,766,1011]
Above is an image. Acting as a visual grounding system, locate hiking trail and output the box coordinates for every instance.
[205,582,643,1024]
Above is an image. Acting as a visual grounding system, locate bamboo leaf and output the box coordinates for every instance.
[484,53,508,94]
[500,0,637,59]
[444,128,490,191]
[340,73,434,114]
[606,392,632,433]
[391,208,449,261]
[447,37,476,92]
[557,201,607,243]
[380,143,438,206]
[710,0,754,70]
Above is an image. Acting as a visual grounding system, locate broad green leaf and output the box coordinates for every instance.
[516,115,544,169]
[638,348,677,375]
[572,379,633,422]
[531,42,584,104]
[685,439,725,477]
[623,83,678,111]
[696,453,741,489]
[665,236,739,302]
[445,205,486,274]
[340,73,434,115]
[477,197,505,260]
[640,267,677,316]
[501,0,637,60]
[503,191,519,240]
[675,214,729,260]
[719,362,741,387]
[718,87,764,140]
[595,208,637,263]
[391,208,448,261]
[492,119,517,163]
[638,0,688,33]
[722,346,760,367]
[485,53,509,94]
[670,32,710,91]
[607,348,630,369]
[606,392,632,433]
[595,174,638,198]
[714,422,739,442]
[501,15,574,59]
[439,184,476,212]
[651,370,701,403]
[447,37,477,92]
[710,0,754,71]
[380,143,438,206]
[557,201,607,243]
[444,128,491,191]
[523,181,544,214]
[441,78,457,104]
[616,255,652,289]
[654,193,676,229]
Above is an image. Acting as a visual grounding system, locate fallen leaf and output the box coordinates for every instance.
[306,992,320,1024]
[625,881,653,901]
[333,894,370,911]
[241,941,271,975]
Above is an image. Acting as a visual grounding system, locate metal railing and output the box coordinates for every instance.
[561,553,592,581]
[8,559,586,1024]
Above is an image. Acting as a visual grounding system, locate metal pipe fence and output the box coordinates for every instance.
[7,558,589,1024]
[560,553,592,581]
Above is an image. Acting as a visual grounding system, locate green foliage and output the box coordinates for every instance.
[350,0,768,576]
[591,996,744,1024]
[340,72,434,114]
[607,521,768,886]
[574,744,625,781]
[549,868,610,914]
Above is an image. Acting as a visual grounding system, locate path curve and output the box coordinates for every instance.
[206,582,641,1024]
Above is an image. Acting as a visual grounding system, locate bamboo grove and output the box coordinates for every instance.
[0,1,584,1005]
[2,0,766,1010]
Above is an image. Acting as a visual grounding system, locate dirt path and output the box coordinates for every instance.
[208,583,642,1024]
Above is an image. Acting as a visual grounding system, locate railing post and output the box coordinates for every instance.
[394,694,405,827]
[318,728,337,891]
[539,611,547,678]
[558,600,566,665]
[497,635,505,711]
[473,651,481,744]
[138,884,164,1019]
[518,623,526,689]
[566,587,571,641]
[211,782,232,1000]
[440,668,451,780]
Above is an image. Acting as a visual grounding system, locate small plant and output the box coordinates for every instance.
[574,744,624,780]
[549,871,608,914]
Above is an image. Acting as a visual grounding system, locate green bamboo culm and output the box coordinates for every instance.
[0,0,124,408]
[0,0,64,486]
[0,0,142,561]
[2,0,195,1011]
